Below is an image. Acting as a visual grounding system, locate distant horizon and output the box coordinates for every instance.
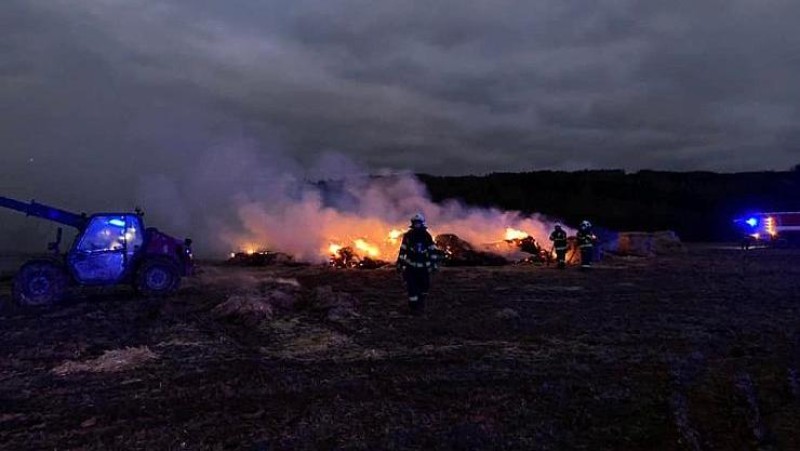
[416,166,800,177]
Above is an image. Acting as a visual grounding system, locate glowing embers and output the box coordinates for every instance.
[328,240,389,269]
[227,249,294,266]
[326,229,407,269]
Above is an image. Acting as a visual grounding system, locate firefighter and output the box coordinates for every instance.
[576,220,597,270]
[549,224,568,269]
[396,213,439,315]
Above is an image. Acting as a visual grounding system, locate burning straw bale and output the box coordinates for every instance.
[52,347,158,376]
[329,246,390,269]
[435,234,509,266]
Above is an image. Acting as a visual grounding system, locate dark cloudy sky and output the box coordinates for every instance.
[2,0,800,198]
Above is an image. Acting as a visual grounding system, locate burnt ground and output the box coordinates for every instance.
[1,246,800,450]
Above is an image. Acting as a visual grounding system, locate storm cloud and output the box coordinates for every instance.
[2,0,800,215]
[3,0,800,180]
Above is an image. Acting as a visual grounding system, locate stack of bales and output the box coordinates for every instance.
[604,231,687,257]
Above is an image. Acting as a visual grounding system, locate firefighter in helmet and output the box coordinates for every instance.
[549,223,568,269]
[576,220,597,270]
[396,213,439,315]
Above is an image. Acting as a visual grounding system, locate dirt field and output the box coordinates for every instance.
[1,246,800,450]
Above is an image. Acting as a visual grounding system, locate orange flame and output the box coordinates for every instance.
[388,229,404,242]
[232,212,556,263]
[504,228,529,241]
[354,239,380,258]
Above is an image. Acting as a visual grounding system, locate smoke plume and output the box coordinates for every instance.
[136,145,558,262]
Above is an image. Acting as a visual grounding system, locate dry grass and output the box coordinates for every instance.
[3,248,800,449]
[212,293,275,324]
[279,329,352,357]
[52,346,158,376]
[495,307,520,320]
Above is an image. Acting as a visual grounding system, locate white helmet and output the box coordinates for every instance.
[580,220,592,229]
[410,212,426,225]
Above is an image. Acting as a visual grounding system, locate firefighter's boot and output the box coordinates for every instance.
[580,248,593,270]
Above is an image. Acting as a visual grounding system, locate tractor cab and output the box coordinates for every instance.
[67,214,144,284]
[1,196,193,307]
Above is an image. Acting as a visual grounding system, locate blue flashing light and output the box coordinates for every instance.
[746,217,758,228]
[108,218,126,227]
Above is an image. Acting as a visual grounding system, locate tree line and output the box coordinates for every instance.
[418,170,800,242]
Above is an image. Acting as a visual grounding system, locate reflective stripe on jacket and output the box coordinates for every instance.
[550,230,568,250]
[576,230,596,248]
[396,228,439,270]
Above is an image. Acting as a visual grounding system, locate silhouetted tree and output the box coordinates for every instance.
[420,171,797,241]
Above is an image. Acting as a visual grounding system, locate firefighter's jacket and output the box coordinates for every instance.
[549,229,568,251]
[576,229,597,249]
[396,227,439,271]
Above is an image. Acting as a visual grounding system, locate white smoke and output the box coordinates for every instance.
[136,145,560,261]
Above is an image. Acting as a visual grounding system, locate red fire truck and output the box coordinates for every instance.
[736,212,800,246]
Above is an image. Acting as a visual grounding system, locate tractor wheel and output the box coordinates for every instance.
[135,259,181,297]
[12,261,68,307]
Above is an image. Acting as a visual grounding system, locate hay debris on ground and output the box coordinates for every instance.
[52,347,158,376]
[212,294,275,325]
[212,279,303,323]
[281,330,351,357]
[310,286,360,320]
[272,277,301,288]
[495,308,520,320]
[189,268,302,295]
